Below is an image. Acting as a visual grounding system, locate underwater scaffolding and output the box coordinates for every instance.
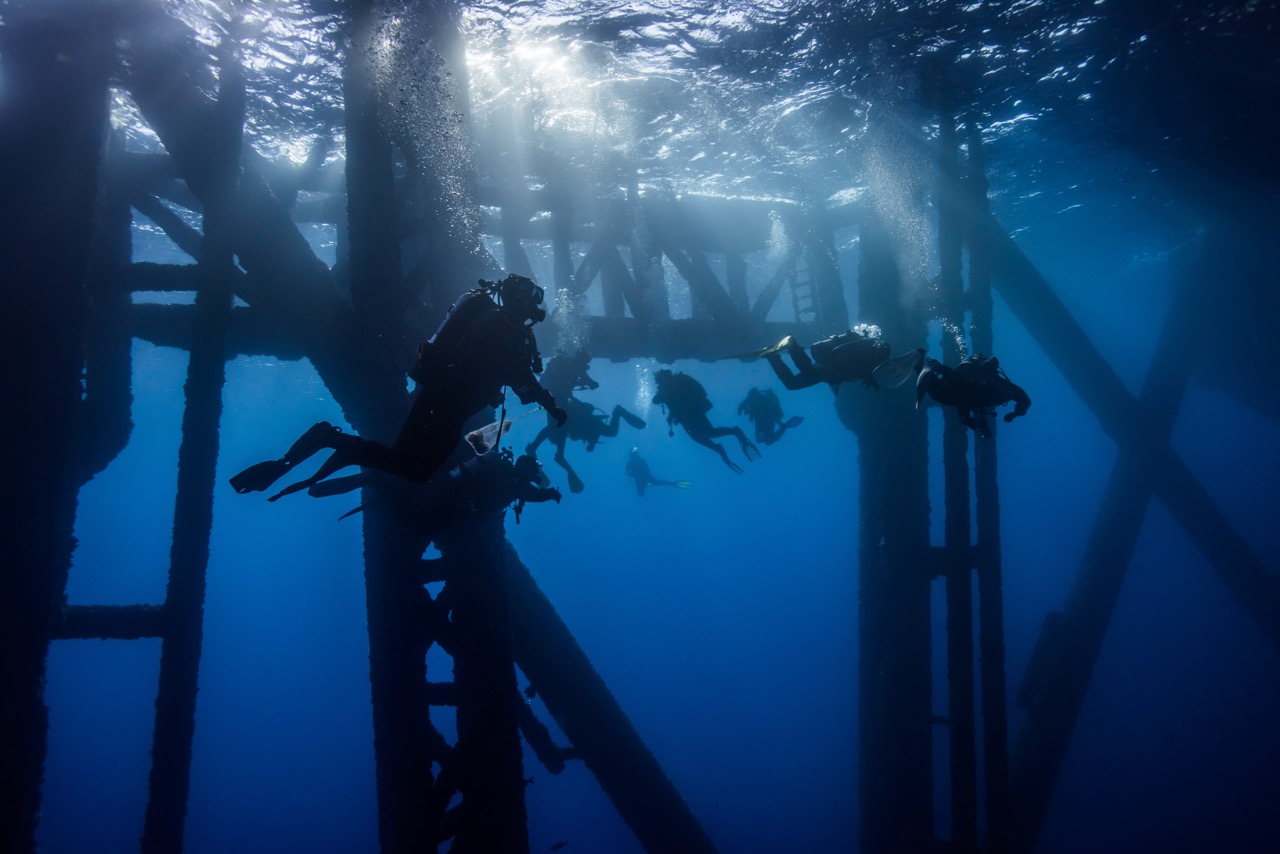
[10,3,1277,852]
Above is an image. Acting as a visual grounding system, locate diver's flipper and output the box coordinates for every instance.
[915,367,933,411]
[619,409,646,430]
[267,447,357,502]
[307,473,369,499]
[782,415,804,430]
[568,471,586,494]
[872,348,926,390]
[338,504,368,521]
[760,335,795,356]
[719,335,795,361]
[230,459,291,494]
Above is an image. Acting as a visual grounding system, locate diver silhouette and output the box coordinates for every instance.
[915,353,1031,438]
[737,387,803,445]
[651,368,759,473]
[624,447,689,496]
[750,324,920,392]
[229,274,568,500]
[525,349,646,493]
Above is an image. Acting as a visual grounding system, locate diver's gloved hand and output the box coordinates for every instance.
[547,487,562,503]
[550,406,568,427]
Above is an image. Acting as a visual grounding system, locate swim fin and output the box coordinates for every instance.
[720,335,794,361]
[618,408,647,430]
[230,459,290,494]
[307,473,368,498]
[267,446,357,502]
[872,348,925,390]
[782,415,804,430]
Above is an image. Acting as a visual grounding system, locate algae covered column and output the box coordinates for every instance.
[440,515,531,854]
[840,200,933,853]
[965,121,1012,854]
[342,1,438,851]
[141,21,244,854]
[0,11,114,851]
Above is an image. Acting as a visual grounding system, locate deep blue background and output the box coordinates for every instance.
[37,74,1280,854]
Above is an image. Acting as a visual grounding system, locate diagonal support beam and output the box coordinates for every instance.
[749,245,800,323]
[504,545,718,854]
[977,212,1280,853]
[978,212,1280,647]
[658,240,748,325]
[1006,251,1201,853]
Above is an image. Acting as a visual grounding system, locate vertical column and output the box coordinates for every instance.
[552,193,575,294]
[938,112,979,852]
[844,203,933,853]
[343,0,404,341]
[627,180,670,326]
[805,208,850,334]
[79,133,136,483]
[600,242,629,318]
[0,13,113,851]
[965,122,1011,854]
[142,26,242,854]
[726,253,748,310]
[361,502,438,852]
[343,3,437,851]
[501,200,536,279]
[444,518,530,854]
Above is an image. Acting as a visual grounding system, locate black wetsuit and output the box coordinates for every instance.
[365,291,558,483]
[917,355,1031,437]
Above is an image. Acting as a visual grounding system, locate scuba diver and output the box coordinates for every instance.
[525,349,646,493]
[309,447,562,524]
[915,353,1031,438]
[624,448,690,496]
[651,368,760,473]
[737,387,803,446]
[747,324,921,392]
[229,274,568,500]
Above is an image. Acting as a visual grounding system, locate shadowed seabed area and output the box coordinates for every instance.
[3,0,1279,853]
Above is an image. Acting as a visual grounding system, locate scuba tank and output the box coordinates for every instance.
[409,284,499,384]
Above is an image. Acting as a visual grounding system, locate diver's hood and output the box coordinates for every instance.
[497,274,546,324]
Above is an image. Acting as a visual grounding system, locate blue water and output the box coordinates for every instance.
[26,1,1280,852]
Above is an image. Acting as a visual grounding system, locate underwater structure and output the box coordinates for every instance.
[3,2,1277,853]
